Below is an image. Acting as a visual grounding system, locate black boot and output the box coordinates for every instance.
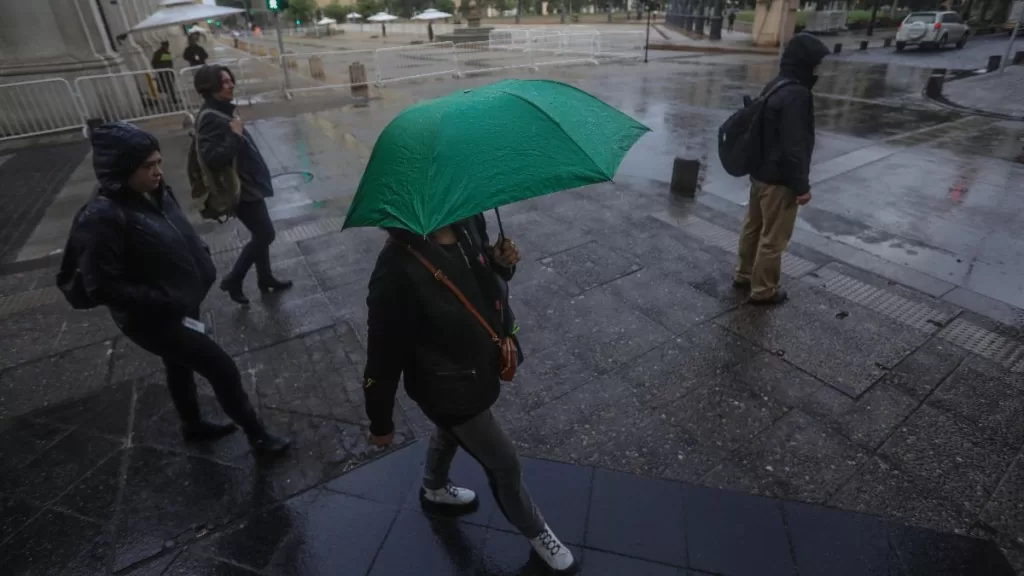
[247,428,292,459]
[220,278,249,305]
[181,420,238,442]
[257,277,293,294]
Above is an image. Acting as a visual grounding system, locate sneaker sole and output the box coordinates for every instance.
[528,551,579,574]
[419,488,480,517]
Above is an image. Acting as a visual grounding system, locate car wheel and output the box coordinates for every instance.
[896,41,905,52]
[938,34,948,49]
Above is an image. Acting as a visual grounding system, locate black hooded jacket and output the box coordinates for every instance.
[362,215,516,436]
[750,33,830,195]
[66,123,217,327]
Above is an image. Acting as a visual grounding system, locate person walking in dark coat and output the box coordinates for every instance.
[183,33,209,67]
[735,33,829,305]
[193,64,292,305]
[363,215,576,573]
[727,9,736,32]
[62,122,290,457]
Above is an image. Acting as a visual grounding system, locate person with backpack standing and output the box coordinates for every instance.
[193,64,291,306]
[58,123,290,458]
[363,216,577,573]
[731,33,829,305]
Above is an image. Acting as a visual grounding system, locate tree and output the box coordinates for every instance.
[286,0,318,23]
[356,0,382,17]
[435,0,457,13]
[323,0,349,20]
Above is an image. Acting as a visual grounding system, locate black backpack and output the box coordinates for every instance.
[718,80,795,178]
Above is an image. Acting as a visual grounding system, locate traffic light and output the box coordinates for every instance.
[267,0,289,11]
[206,18,213,23]
[295,19,301,25]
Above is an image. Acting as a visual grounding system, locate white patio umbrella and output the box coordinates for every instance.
[346,12,363,20]
[412,8,453,20]
[131,0,244,33]
[367,12,399,22]
[316,17,338,25]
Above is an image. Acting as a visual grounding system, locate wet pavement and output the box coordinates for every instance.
[942,66,1024,118]
[832,34,1017,70]
[2,52,1024,574]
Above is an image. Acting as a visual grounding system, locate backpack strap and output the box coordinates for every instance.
[759,79,798,101]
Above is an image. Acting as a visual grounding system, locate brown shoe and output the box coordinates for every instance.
[748,288,788,305]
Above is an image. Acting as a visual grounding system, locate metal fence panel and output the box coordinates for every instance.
[0,79,84,141]
[236,56,285,104]
[76,70,186,124]
[455,41,533,76]
[282,50,378,96]
[531,32,597,67]
[488,29,530,50]
[374,42,458,85]
[596,31,646,60]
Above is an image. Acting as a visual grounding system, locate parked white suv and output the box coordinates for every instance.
[895,11,969,51]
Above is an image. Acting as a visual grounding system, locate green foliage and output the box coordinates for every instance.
[286,0,317,21]
[434,0,457,14]
[356,0,382,18]
[323,0,350,20]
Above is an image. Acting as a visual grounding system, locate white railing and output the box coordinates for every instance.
[236,56,285,105]
[0,79,85,141]
[454,41,533,76]
[374,41,458,85]
[596,31,646,60]
[282,49,377,96]
[530,32,598,67]
[488,29,530,50]
[76,70,187,124]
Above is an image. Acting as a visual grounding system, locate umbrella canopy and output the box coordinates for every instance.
[316,17,338,25]
[367,12,399,22]
[131,0,243,32]
[344,79,650,235]
[412,8,453,20]
[347,12,363,19]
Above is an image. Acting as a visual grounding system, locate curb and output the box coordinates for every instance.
[927,69,1024,122]
[648,42,777,55]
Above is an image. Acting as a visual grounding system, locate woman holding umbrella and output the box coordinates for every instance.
[349,80,649,573]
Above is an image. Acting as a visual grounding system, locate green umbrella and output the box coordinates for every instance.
[343,79,650,236]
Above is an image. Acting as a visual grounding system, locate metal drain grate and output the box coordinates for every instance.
[939,318,1024,371]
[206,217,347,255]
[673,215,820,279]
[810,267,955,332]
[0,287,62,318]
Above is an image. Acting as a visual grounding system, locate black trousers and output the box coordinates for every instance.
[228,199,276,284]
[120,310,260,433]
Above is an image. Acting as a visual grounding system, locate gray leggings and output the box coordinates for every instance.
[423,409,546,538]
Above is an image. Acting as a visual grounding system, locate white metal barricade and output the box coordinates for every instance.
[0,79,84,141]
[488,29,530,50]
[530,32,597,67]
[282,50,378,96]
[76,70,187,124]
[374,42,458,85]
[455,41,533,76]
[235,56,285,104]
[596,31,646,60]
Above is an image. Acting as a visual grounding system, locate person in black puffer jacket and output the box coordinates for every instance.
[63,122,289,458]
[735,32,830,305]
[362,215,577,573]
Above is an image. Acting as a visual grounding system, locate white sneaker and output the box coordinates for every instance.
[529,524,576,572]
[420,482,477,507]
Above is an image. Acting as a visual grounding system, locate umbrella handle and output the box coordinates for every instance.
[494,207,505,242]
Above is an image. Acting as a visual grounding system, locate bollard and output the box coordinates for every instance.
[925,70,944,98]
[1014,50,1024,65]
[349,62,369,99]
[987,55,1001,72]
[883,38,892,48]
[859,40,868,50]
[833,43,842,54]
[670,158,700,197]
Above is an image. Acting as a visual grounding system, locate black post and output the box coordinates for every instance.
[644,3,652,63]
[516,0,522,23]
[866,0,879,36]
[709,0,722,39]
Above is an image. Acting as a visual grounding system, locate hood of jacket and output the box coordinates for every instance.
[779,33,831,87]
[90,122,161,193]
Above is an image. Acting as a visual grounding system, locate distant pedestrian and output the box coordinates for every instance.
[58,122,290,458]
[183,33,208,67]
[734,33,829,304]
[428,21,434,42]
[150,40,179,103]
[193,65,293,305]
[363,216,577,573]
[727,10,736,32]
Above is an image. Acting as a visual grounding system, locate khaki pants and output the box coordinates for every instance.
[735,179,799,301]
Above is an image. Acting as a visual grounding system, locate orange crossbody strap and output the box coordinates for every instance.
[401,243,501,345]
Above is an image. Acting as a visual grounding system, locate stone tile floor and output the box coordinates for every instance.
[2,178,1024,574]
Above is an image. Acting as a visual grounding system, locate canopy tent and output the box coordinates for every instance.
[367,12,399,22]
[131,0,244,33]
[412,8,453,20]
